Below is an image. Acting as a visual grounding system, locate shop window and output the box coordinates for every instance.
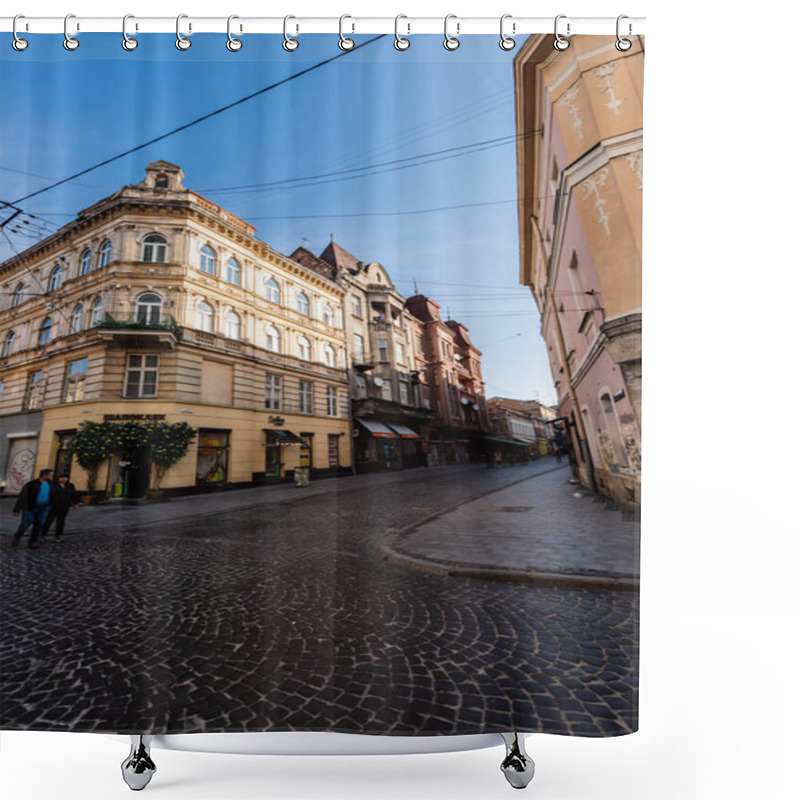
[124,354,159,398]
[54,431,76,477]
[196,430,230,484]
[328,434,340,468]
[64,358,88,403]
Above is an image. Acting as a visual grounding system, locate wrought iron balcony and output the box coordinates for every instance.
[95,312,182,349]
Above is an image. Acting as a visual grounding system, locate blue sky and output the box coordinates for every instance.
[1,33,555,404]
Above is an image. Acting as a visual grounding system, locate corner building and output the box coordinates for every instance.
[0,162,351,497]
[514,35,642,507]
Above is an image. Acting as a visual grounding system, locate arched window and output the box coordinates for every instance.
[11,283,25,308]
[226,257,242,286]
[135,293,162,324]
[99,240,112,268]
[48,265,63,292]
[199,245,217,275]
[90,297,104,326]
[296,292,310,316]
[80,249,92,276]
[71,305,85,333]
[265,278,281,304]
[2,330,15,357]
[322,304,335,326]
[297,335,311,361]
[323,344,336,367]
[225,309,241,340]
[265,324,281,353]
[197,300,214,333]
[142,234,167,263]
[39,317,53,346]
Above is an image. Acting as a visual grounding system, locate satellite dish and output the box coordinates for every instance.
[373,377,384,387]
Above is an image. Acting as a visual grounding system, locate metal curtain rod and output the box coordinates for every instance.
[1,16,645,36]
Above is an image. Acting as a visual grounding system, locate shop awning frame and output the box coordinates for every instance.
[388,424,420,439]
[357,420,398,438]
[264,429,305,445]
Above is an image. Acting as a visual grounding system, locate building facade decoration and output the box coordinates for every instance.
[515,36,642,507]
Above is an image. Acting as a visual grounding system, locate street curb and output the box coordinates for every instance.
[380,544,639,592]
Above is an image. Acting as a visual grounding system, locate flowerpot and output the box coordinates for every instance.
[82,494,95,506]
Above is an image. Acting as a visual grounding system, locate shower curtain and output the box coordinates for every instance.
[1,28,642,750]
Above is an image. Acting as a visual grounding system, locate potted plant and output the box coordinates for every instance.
[69,421,116,504]
[145,421,196,499]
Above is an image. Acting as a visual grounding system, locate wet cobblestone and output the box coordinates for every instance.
[1,464,638,737]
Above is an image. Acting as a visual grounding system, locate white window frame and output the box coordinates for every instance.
[265,278,281,304]
[224,309,241,340]
[2,330,15,356]
[90,297,104,326]
[142,234,167,263]
[12,282,26,308]
[135,293,163,324]
[322,304,335,326]
[265,324,281,353]
[196,300,215,333]
[226,257,242,286]
[299,380,313,414]
[99,240,112,268]
[26,370,45,409]
[265,373,282,410]
[324,344,336,367]
[48,265,63,293]
[79,249,92,276]
[64,358,88,403]
[39,317,53,346]
[124,354,159,398]
[199,245,217,275]
[296,292,310,316]
[326,386,338,417]
[71,304,84,333]
[297,334,311,361]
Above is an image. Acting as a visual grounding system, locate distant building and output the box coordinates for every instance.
[514,35,642,506]
[0,162,351,496]
[487,397,555,457]
[293,240,433,472]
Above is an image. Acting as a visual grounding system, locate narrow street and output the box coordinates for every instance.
[1,460,638,737]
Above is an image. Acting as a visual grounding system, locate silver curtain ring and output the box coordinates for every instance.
[443,14,460,51]
[283,15,299,51]
[63,13,79,51]
[616,15,632,51]
[339,15,355,51]
[499,14,516,51]
[12,15,29,51]
[554,14,570,51]
[122,14,138,50]
[176,14,191,50]
[227,15,243,51]
[394,15,410,51]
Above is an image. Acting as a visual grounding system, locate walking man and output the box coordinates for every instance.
[11,468,54,550]
[42,473,80,542]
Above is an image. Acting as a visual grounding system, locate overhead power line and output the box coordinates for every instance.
[10,34,387,206]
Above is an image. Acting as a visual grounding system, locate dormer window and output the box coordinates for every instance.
[155,174,169,189]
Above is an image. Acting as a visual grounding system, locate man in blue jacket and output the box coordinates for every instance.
[11,468,54,550]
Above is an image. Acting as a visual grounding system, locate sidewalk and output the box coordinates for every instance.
[382,465,640,591]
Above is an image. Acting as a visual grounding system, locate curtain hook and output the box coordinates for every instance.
[499,14,516,51]
[339,15,355,50]
[12,15,29,51]
[615,15,632,51]
[553,14,570,51]
[443,14,460,51]
[176,14,191,50]
[227,15,243,51]
[394,15,410,50]
[283,15,299,51]
[122,14,138,51]
[63,13,79,51]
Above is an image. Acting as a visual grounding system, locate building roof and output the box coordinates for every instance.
[318,240,363,274]
[289,246,337,281]
[404,294,442,323]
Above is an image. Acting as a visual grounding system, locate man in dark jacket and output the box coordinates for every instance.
[11,468,54,549]
[42,473,81,542]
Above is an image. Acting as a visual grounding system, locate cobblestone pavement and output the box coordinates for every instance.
[1,461,638,738]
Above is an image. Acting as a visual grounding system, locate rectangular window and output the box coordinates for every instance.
[328,434,340,468]
[124,354,159,398]
[299,380,313,414]
[196,429,229,484]
[399,380,409,406]
[355,375,367,398]
[351,295,363,318]
[381,381,393,401]
[265,373,282,410]
[64,358,88,403]
[25,371,44,410]
[378,339,388,361]
[353,333,365,362]
[417,335,425,354]
[395,342,405,365]
[326,386,338,417]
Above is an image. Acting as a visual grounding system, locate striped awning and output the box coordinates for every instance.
[357,420,397,438]
[388,424,420,439]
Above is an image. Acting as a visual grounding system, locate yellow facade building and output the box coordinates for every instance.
[0,162,351,497]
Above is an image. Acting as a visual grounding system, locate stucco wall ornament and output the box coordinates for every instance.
[557,84,585,140]
[625,150,643,190]
[591,62,625,116]
[579,168,611,236]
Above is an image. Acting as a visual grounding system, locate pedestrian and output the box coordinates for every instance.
[42,473,81,543]
[493,450,503,468]
[11,468,54,550]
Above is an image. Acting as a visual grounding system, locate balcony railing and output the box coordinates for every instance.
[95,312,182,349]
